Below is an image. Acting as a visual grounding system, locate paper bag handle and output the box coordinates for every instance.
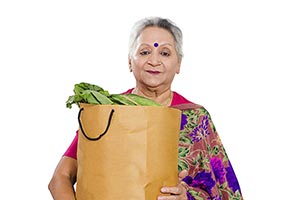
[78,108,115,141]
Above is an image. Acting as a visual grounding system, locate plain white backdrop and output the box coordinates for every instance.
[0,0,299,199]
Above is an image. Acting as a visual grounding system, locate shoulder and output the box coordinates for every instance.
[171,91,205,110]
[172,92,192,105]
[171,91,214,121]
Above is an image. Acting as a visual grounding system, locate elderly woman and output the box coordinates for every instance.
[49,17,243,200]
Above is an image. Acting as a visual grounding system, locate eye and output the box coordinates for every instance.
[160,51,170,57]
[140,50,151,56]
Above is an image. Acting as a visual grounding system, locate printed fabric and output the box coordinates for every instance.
[178,105,243,200]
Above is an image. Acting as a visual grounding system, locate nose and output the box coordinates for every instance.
[147,53,161,66]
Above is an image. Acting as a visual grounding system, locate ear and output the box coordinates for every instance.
[128,56,132,72]
[176,58,182,74]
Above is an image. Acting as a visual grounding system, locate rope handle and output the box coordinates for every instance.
[78,108,115,141]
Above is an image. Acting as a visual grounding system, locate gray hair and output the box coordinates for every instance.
[128,17,183,59]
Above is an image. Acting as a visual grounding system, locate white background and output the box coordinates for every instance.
[1,0,299,199]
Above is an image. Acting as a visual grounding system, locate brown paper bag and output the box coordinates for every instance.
[75,103,181,200]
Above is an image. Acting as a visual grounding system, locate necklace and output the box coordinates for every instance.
[132,88,173,106]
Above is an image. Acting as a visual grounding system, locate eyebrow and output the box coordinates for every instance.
[139,43,173,47]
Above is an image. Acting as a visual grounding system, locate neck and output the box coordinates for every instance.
[132,87,173,106]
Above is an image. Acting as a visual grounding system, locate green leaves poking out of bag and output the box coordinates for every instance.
[66,82,162,108]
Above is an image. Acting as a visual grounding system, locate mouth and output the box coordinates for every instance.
[146,70,161,74]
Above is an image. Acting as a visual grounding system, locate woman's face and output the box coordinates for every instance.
[129,26,181,91]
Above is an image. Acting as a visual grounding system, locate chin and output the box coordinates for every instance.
[142,81,162,88]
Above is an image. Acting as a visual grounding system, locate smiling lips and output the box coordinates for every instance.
[146,70,161,74]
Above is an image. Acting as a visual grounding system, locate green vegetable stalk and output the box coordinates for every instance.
[66,82,162,108]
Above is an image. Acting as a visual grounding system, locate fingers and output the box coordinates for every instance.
[157,195,181,200]
[157,194,188,200]
[158,183,187,200]
[179,181,190,192]
[157,170,189,200]
[158,193,187,200]
[160,186,183,195]
[178,170,188,180]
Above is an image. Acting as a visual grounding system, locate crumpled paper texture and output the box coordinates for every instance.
[76,104,181,200]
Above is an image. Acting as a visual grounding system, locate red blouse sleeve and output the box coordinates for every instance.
[63,131,78,159]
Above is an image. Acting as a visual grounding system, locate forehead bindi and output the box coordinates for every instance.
[138,27,175,45]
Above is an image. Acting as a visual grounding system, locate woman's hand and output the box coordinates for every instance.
[157,170,189,200]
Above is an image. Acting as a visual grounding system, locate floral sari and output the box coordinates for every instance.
[174,103,243,200]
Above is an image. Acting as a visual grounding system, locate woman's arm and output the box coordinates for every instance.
[48,156,77,200]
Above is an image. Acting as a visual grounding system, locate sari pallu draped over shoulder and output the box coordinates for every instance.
[173,103,243,200]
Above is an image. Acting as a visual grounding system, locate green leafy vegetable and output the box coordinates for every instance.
[66,82,162,108]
